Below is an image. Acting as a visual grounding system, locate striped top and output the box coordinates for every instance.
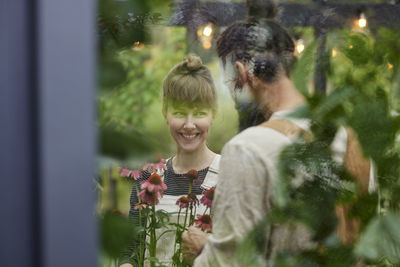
[119,156,220,266]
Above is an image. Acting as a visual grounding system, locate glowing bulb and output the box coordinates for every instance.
[197,28,203,37]
[203,25,213,37]
[296,39,305,54]
[357,13,367,28]
[132,41,144,51]
[332,49,338,57]
[388,63,393,69]
[349,45,353,49]
[202,41,212,50]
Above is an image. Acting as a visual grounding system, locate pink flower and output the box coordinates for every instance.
[138,189,162,205]
[195,215,212,232]
[200,187,215,208]
[142,159,167,174]
[118,167,132,177]
[130,170,142,180]
[134,203,148,211]
[118,167,142,180]
[141,173,167,193]
[176,196,191,208]
[154,162,167,171]
[187,169,198,181]
[186,169,201,184]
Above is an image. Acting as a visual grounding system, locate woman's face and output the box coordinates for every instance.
[164,103,214,153]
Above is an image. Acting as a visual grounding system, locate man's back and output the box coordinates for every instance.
[194,110,350,266]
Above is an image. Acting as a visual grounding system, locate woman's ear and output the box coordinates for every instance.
[235,61,248,86]
[162,108,168,124]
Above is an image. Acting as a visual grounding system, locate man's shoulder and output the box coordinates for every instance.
[229,125,292,146]
[223,125,292,157]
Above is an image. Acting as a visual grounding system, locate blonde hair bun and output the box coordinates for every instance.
[185,54,203,71]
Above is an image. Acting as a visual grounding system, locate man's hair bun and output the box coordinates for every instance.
[184,54,203,71]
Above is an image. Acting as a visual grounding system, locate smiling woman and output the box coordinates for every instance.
[119,55,221,267]
[165,104,214,155]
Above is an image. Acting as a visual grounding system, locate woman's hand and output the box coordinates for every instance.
[119,264,133,267]
[182,226,208,264]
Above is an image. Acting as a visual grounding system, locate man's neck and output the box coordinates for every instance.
[261,76,305,113]
[173,146,215,174]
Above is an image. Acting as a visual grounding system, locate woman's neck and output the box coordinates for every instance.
[172,145,216,174]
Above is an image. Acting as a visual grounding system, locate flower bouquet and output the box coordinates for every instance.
[119,160,215,267]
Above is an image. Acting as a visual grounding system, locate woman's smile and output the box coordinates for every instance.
[165,104,214,153]
[179,132,201,140]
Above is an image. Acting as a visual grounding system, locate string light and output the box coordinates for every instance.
[356,12,367,28]
[132,41,144,51]
[197,24,214,38]
[295,39,305,54]
[388,63,394,69]
[202,41,212,50]
[197,24,214,50]
[349,45,353,49]
[331,49,338,57]
[203,25,213,37]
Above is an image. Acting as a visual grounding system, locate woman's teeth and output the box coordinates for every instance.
[181,133,198,139]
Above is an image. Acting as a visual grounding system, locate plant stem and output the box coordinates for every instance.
[203,206,209,215]
[189,203,193,226]
[173,208,182,255]
[150,196,157,267]
[183,206,189,231]
[192,204,197,226]
[134,181,145,266]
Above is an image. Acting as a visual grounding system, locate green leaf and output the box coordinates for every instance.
[314,87,354,122]
[355,213,400,264]
[292,41,317,97]
[341,34,372,66]
[100,211,135,258]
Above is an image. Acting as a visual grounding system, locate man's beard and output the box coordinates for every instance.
[232,83,253,107]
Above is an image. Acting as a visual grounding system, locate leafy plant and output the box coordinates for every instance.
[240,29,400,266]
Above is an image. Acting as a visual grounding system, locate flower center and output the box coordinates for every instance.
[149,173,162,185]
[188,193,197,201]
[205,188,215,200]
[180,196,190,203]
[186,169,199,181]
[201,215,211,224]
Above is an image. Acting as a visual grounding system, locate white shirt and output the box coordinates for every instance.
[194,109,371,267]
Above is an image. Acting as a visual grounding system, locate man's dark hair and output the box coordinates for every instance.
[217,20,296,83]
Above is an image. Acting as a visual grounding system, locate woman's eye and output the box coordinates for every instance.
[194,111,207,116]
[173,111,185,116]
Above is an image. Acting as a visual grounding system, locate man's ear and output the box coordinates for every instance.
[235,61,248,86]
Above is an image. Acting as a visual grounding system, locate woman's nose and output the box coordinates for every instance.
[183,116,196,129]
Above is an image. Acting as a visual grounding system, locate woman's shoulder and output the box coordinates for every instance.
[209,154,221,172]
[200,154,220,190]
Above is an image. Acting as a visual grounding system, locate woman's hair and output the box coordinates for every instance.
[216,19,296,83]
[162,54,217,112]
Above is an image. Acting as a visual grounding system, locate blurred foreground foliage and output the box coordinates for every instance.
[239,28,400,266]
